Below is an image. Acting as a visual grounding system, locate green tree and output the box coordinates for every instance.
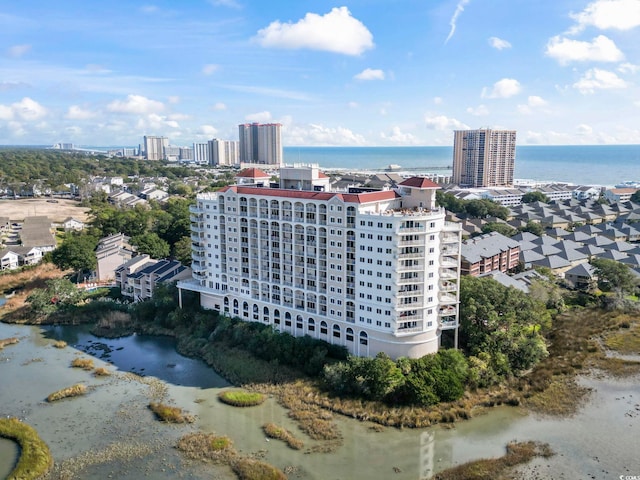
[459,276,550,378]
[519,220,544,236]
[27,278,84,316]
[591,258,638,306]
[630,190,640,204]
[481,222,516,237]
[131,232,170,259]
[521,191,550,203]
[51,233,98,282]
[172,236,193,265]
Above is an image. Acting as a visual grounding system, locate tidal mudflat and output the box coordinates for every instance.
[2,321,640,479]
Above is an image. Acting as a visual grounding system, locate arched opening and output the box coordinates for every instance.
[333,324,341,339]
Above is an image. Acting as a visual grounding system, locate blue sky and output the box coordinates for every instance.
[1,0,639,147]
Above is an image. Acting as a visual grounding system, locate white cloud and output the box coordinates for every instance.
[347,101,359,109]
[433,96,443,105]
[208,0,241,8]
[354,68,385,81]
[7,44,31,58]
[527,95,548,107]
[202,64,220,76]
[424,114,469,130]
[481,78,521,99]
[136,113,180,131]
[9,97,48,121]
[466,104,489,116]
[212,102,227,110]
[545,35,624,64]
[573,67,628,93]
[576,124,593,135]
[445,0,470,44]
[285,123,366,146]
[245,111,272,123]
[167,96,180,104]
[66,105,97,120]
[0,81,29,91]
[618,62,640,74]
[107,94,165,114]
[569,0,640,33]
[140,5,159,14]
[197,125,219,137]
[517,95,548,114]
[488,36,511,50]
[380,126,418,145]
[255,7,374,56]
[0,105,14,120]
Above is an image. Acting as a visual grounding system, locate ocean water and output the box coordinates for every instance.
[283,145,640,187]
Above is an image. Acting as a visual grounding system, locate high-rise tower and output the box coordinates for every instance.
[238,123,282,165]
[452,129,516,187]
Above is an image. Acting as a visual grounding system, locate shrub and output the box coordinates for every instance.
[148,402,194,423]
[47,384,87,402]
[176,432,233,462]
[93,367,111,376]
[231,458,287,480]
[218,390,266,407]
[71,357,94,370]
[263,422,304,450]
[53,340,67,348]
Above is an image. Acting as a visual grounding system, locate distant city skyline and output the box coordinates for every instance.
[1,1,639,147]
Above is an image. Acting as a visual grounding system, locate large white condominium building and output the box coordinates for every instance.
[452,129,516,188]
[209,139,239,166]
[144,135,169,161]
[238,123,283,166]
[178,165,461,359]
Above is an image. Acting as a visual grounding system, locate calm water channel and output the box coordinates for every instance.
[1,321,640,479]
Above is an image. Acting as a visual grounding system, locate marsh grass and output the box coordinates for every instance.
[218,390,266,407]
[46,384,87,402]
[263,422,304,450]
[93,367,111,376]
[53,340,67,349]
[0,417,53,480]
[176,432,234,463]
[0,337,19,349]
[148,402,195,423]
[431,441,553,480]
[176,430,286,480]
[604,320,640,354]
[71,357,94,370]
[230,457,287,480]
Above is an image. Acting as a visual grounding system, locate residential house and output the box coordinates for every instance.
[62,217,86,231]
[461,232,520,276]
[95,233,136,282]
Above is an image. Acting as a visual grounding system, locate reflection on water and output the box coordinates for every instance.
[42,325,230,388]
[1,322,640,479]
[0,438,18,479]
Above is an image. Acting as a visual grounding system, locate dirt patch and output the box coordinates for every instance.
[0,198,90,223]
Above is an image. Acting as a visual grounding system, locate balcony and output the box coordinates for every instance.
[189,205,203,214]
[439,293,457,304]
[440,269,457,280]
[439,317,458,330]
[441,234,459,243]
[440,258,458,268]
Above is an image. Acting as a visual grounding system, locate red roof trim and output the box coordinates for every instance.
[398,177,440,189]
[236,168,270,178]
[224,186,399,204]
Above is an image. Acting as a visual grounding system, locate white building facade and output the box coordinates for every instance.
[209,139,239,166]
[179,169,461,359]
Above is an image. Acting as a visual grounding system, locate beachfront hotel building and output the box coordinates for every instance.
[178,165,462,359]
[238,123,283,166]
[452,129,516,188]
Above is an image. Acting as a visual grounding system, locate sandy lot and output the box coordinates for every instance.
[0,198,91,223]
